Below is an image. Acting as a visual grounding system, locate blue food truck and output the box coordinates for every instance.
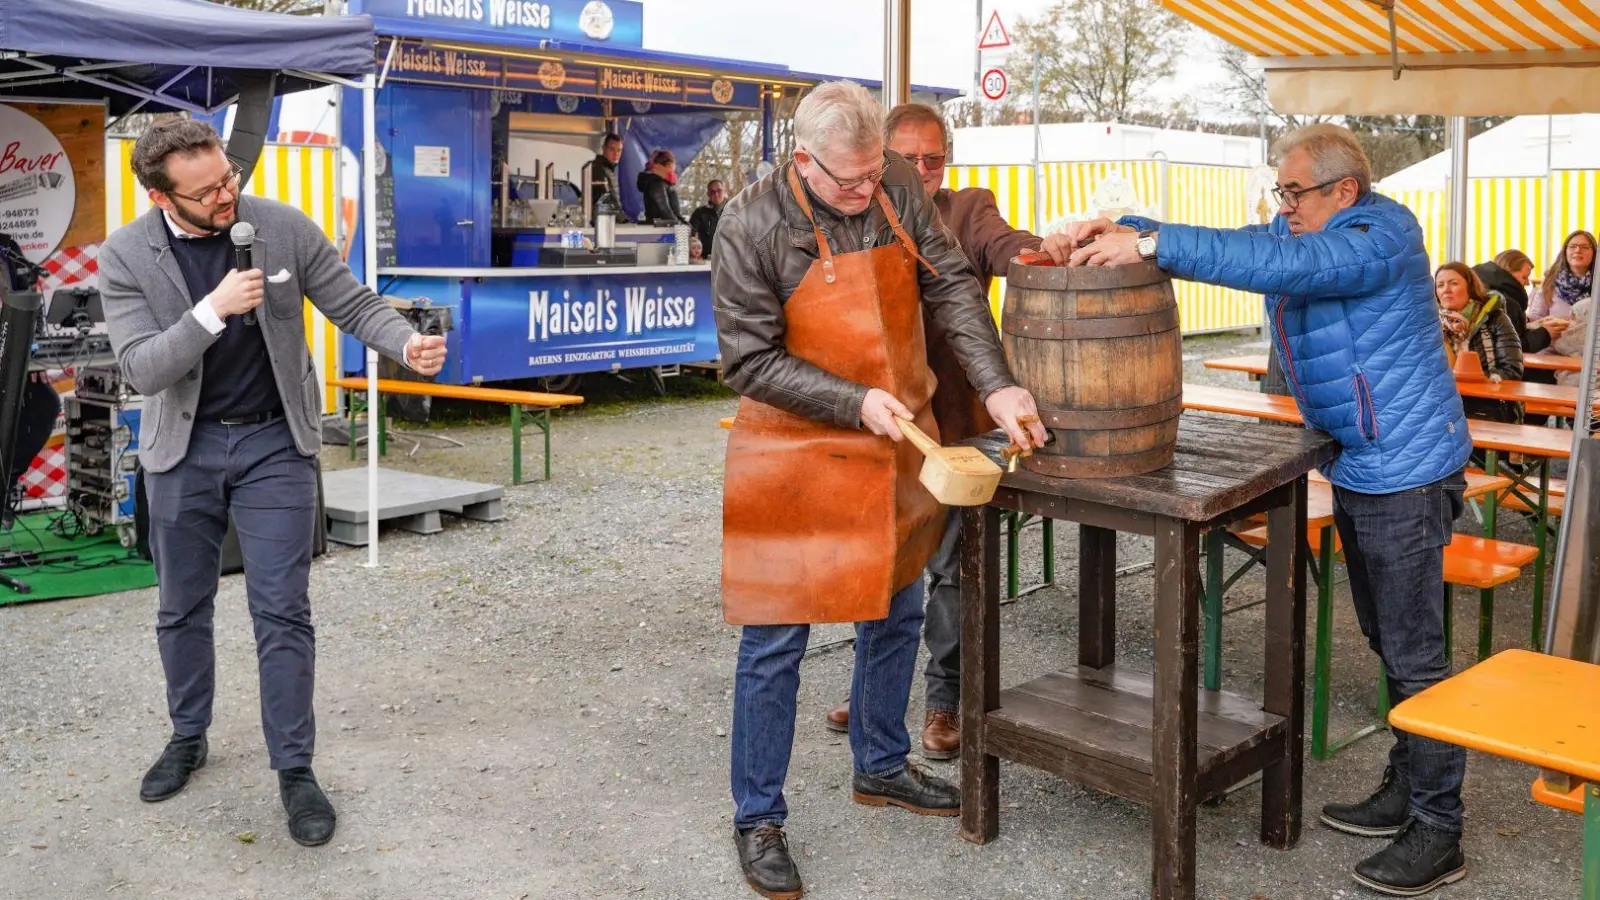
[339,0,813,392]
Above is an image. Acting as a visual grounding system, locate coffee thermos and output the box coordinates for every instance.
[594,196,618,249]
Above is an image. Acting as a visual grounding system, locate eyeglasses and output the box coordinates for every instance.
[169,163,244,207]
[899,153,947,170]
[801,149,888,192]
[1272,177,1347,211]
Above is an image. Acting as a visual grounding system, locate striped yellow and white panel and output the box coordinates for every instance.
[1376,186,1448,266]
[945,163,1034,323]
[1038,161,1162,232]
[1161,1,1600,58]
[107,140,343,414]
[1166,164,1265,333]
[1549,169,1600,267]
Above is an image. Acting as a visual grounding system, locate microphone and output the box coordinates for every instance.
[230,222,257,326]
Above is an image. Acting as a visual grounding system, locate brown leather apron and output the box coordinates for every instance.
[721,168,945,626]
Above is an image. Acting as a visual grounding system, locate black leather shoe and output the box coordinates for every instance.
[278,767,337,847]
[734,825,802,900]
[1352,819,1466,896]
[851,762,959,817]
[139,733,207,802]
[1321,766,1411,837]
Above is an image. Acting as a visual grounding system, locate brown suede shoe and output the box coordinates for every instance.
[921,710,960,760]
[824,699,849,733]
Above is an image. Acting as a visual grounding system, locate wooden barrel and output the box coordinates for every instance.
[1001,259,1182,479]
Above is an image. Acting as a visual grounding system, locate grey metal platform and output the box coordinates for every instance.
[321,468,506,546]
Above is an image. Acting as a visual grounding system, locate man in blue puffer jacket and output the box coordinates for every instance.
[1042,125,1472,898]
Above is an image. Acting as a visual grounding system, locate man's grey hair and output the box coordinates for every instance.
[793,81,884,158]
[1273,124,1372,195]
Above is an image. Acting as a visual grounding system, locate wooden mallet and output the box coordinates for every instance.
[898,419,1004,506]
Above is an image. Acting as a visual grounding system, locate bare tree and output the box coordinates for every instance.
[1005,0,1190,123]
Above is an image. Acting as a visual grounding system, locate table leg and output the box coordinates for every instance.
[1261,478,1306,849]
[540,408,552,481]
[1585,782,1598,900]
[1480,449,1499,658]
[1152,517,1199,900]
[511,404,522,486]
[1079,525,1117,669]
[1311,523,1336,760]
[960,505,1001,845]
[1042,519,1055,584]
[377,393,388,458]
[1203,528,1224,691]
[1532,459,1550,649]
[1005,512,1020,599]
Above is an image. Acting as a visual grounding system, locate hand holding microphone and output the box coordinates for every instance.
[230,222,260,325]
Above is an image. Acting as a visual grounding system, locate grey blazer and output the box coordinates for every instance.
[100,195,415,473]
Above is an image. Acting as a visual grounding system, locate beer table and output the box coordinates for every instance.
[956,415,1339,900]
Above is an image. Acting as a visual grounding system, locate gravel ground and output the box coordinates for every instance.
[0,331,1585,900]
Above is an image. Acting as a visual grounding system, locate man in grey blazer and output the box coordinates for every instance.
[100,119,446,847]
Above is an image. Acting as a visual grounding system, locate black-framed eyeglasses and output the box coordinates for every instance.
[801,149,887,191]
[899,153,947,170]
[1272,177,1347,211]
[169,164,244,207]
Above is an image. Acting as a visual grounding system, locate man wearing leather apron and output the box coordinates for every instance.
[825,102,1044,760]
[711,81,1047,900]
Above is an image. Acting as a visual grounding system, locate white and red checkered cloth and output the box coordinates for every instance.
[39,242,99,295]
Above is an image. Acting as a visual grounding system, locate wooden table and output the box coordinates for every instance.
[1388,649,1600,900]
[1205,354,1594,418]
[1208,352,1583,376]
[957,415,1340,900]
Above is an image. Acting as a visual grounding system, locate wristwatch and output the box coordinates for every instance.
[1136,230,1159,261]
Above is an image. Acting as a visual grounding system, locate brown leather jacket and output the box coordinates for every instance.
[711,155,1016,430]
[927,187,1041,442]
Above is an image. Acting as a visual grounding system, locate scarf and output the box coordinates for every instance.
[1554,267,1594,308]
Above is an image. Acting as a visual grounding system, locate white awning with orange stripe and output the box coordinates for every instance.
[1163,0,1600,115]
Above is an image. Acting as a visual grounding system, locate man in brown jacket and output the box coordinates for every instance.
[826,103,1042,760]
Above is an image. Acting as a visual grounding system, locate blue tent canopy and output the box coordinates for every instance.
[0,0,375,116]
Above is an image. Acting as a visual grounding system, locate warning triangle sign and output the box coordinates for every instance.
[978,10,1010,50]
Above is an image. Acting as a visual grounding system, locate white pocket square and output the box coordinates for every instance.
[267,268,292,284]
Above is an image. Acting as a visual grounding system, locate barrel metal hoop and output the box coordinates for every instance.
[1022,444,1176,479]
[1034,394,1184,430]
[1001,306,1180,340]
[1007,258,1168,291]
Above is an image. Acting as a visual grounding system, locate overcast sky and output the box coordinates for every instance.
[638,0,1232,111]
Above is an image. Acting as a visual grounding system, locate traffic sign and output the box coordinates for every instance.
[981,68,1008,101]
[979,10,1011,50]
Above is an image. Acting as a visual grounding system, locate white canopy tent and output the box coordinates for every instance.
[1158,0,1600,656]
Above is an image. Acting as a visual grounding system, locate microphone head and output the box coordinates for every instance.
[230,222,256,247]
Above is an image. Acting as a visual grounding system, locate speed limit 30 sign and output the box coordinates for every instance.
[981,68,1008,102]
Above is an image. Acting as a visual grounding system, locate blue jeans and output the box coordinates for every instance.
[1332,473,1467,833]
[730,579,926,829]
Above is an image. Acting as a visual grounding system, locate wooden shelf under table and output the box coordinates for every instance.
[985,664,1288,806]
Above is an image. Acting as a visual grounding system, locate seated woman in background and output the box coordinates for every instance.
[1437,261,1524,422]
[1475,249,1570,362]
[1531,229,1596,321]
[1549,298,1600,432]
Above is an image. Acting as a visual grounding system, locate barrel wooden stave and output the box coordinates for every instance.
[1002,260,1183,480]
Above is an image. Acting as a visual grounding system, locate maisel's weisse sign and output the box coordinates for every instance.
[356,0,645,48]
[383,42,763,109]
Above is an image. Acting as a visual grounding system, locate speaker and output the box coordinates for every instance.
[225,71,280,193]
[133,459,328,575]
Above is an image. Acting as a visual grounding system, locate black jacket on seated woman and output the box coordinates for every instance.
[1475,253,1557,385]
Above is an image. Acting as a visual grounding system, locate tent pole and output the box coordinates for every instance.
[882,0,910,108]
[1445,116,1468,263]
[1545,115,1555,265]
[362,72,381,567]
